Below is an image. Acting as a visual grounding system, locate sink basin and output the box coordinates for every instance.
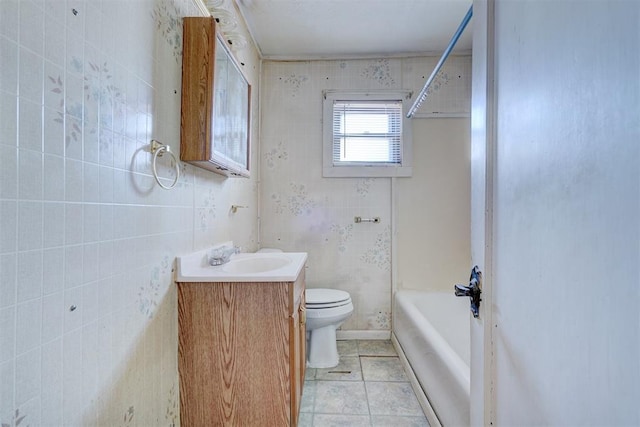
[175,245,307,282]
[222,255,291,274]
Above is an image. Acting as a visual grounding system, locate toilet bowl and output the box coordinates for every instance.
[256,248,354,368]
[305,288,354,368]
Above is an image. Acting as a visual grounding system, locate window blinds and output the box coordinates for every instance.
[332,100,403,165]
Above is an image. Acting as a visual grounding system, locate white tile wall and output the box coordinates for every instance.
[0,307,16,362]
[17,250,42,302]
[0,255,17,308]
[0,0,261,424]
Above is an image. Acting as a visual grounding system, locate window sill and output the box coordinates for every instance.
[322,165,412,178]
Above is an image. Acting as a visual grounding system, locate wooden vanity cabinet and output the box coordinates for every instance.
[177,269,306,426]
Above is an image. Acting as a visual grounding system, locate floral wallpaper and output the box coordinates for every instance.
[152,0,187,63]
[264,141,289,169]
[361,226,392,271]
[282,74,309,96]
[360,59,397,87]
[137,254,172,319]
[165,384,179,426]
[330,223,353,253]
[271,185,313,216]
[260,57,470,332]
[1,410,25,427]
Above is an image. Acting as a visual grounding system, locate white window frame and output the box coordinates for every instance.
[322,90,413,178]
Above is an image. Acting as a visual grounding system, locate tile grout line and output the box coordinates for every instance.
[356,341,376,426]
[304,340,428,426]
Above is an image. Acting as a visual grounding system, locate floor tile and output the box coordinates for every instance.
[298,412,313,427]
[312,414,371,426]
[315,356,362,381]
[361,356,408,382]
[301,381,316,413]
[357,339,397,356]
[371,415,430,426]
[365,382,424,416]
[305,367,317,381]
[337,340,359,357]
[300,340,427,425]
[314,381,369,415]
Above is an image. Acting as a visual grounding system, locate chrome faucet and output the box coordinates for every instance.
[208,246,241,266]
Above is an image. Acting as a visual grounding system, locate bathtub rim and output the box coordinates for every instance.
[394,290,471,387]
[393,289,471,426]
[391,332,442,427]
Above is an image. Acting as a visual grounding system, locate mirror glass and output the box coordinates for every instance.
[212,34,250,175]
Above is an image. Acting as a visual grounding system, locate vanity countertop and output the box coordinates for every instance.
[175,248,307,283]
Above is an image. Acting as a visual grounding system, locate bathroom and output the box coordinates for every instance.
[1,0,638,426]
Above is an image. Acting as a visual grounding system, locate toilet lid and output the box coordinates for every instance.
[306,288,351,307]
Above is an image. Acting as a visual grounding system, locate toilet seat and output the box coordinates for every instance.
[307,300,352,309]
[306,288,351,309]
[304,287,354,368]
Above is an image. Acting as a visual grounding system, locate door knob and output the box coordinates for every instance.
[454,266,482,318]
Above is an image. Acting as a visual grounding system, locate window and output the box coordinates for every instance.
[333,100,401,163]
[323,91,412,177]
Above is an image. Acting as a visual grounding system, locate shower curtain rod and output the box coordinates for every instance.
[406,5,473,118]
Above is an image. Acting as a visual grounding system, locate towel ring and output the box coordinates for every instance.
[150,139,180,190]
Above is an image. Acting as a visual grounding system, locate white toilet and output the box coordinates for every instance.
[256,248,353,369]
[305,288,353,368]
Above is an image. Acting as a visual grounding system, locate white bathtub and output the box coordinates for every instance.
[393,290,470,426]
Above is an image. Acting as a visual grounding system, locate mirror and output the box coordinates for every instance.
[180,17,251,177]
[212,33,250,176]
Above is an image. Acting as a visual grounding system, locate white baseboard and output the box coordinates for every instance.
[391,333,442,427]
[336,330,391,340]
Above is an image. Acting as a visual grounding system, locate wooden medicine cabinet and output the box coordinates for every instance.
[181,17,251,177]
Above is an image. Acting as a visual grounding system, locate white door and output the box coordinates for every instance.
[469,1,495,425]
[470,0,640,425]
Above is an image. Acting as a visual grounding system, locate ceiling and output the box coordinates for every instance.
[235,0,473,60]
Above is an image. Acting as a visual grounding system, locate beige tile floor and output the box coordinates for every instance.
[299,340,429,427]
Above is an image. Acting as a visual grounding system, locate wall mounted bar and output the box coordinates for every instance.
[406,5,473,118]
[354,216,381,224]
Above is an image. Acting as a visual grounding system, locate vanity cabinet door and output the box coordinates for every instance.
[289,273,306,426]
[178,282,290,426]
[178,270,305,426]
[298,293,307,391]
[290,307,302,426]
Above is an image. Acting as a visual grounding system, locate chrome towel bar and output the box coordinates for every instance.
[354,216,380,224]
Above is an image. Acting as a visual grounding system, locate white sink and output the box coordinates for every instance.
[175,246,307,283]
[222,255,292,274]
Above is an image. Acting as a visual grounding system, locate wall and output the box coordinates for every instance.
[260,56,471,332]
[0,0,260,425]
[486,0,639,424]
[396,118,470,293]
